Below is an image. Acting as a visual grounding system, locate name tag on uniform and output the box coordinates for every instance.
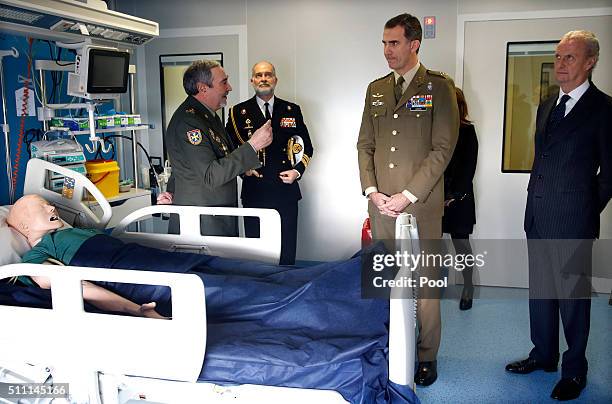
[407,94,433,111]
[280,117,297,128]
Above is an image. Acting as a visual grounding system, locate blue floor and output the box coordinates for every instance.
[416,288,611,404]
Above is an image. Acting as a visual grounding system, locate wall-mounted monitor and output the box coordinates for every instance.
[68,45,130,99]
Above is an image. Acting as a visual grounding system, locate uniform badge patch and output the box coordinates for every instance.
[187,129,202,145]
[427,82,433,91]
[372,100,384,107]
[372,93,384,98]
[292,143,303,153]
[185,107,195,114]
[287,135,304,166]
[280,117,297,128]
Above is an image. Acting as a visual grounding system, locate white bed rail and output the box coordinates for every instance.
[389,213,418,388]
[23,158,112,229]
[0,263,206,401]
[111,205,282,265]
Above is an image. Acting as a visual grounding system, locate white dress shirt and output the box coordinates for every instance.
[256,95,275,118]
[557,79,590,116]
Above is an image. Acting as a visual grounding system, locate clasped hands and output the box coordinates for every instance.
[370,192,410,218]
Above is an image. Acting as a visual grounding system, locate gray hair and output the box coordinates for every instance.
[561,30,599,70]
[183,60,221,95]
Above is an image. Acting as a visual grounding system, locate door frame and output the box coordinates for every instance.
[455,7,612,87]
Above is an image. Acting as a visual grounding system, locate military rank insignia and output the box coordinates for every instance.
[280,117,297,128]
[187,129,202,145]
[185,107,195,114]
[407,94,433,111]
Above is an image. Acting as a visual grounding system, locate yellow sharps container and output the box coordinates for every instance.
[85,159,120,198]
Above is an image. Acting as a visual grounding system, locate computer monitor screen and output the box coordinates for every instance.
[87,48,129,94]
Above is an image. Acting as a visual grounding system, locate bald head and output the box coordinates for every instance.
[8,195,63,246]
[251,61,277,100]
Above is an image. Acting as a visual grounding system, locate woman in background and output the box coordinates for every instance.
[443,87,478,310]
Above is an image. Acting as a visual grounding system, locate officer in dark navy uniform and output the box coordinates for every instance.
[161,60,272,236]
[226,61,313,264]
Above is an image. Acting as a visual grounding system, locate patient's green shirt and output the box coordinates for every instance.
[21,228,103,265]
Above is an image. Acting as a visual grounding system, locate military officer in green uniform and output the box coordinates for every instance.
[357,13,459,386]
[226,61,313,265]
[161,60,272,236]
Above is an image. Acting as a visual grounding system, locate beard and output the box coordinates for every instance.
[255,85,275,97]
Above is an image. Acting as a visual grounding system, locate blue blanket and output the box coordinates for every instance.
[9,235,418,404]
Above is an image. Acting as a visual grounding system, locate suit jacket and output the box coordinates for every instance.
[443,123,478,234]
[165,95,261,235]
[524,83,612,239]
[226,96,313,205]
[357,64,459,237]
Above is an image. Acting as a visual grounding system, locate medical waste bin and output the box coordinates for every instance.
[86,160,120,198]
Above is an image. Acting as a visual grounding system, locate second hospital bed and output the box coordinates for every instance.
[0,159,420,404]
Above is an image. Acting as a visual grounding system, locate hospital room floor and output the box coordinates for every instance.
[416,287,611,404]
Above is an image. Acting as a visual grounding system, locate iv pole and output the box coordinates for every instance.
[0,47,19,204]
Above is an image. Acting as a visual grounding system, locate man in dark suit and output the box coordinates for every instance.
[226,61,313,265]
[161,60,272,236]
[506,30,612,401]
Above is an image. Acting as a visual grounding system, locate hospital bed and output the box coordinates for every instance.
[0,159,419,404]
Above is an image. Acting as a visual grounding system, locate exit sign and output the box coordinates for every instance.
[424,16,436,39]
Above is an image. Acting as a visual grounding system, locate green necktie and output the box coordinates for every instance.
[394,75,405,103]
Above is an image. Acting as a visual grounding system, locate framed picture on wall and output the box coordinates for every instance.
[502,41,558,173]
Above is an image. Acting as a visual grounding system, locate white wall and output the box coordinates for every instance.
[116,0,611,263]
[246,0,458,260]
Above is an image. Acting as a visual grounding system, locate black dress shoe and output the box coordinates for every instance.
[551,376,586,401]
[505,357,557,374]
[459,286,473,310]
[414,360,437,386]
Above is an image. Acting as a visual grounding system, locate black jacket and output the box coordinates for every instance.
[443,124,478,235]
[524,83,612,238]
[226,96,313,205]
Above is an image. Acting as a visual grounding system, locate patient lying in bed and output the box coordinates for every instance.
[4,195,417,404]
[6,194,165,318]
